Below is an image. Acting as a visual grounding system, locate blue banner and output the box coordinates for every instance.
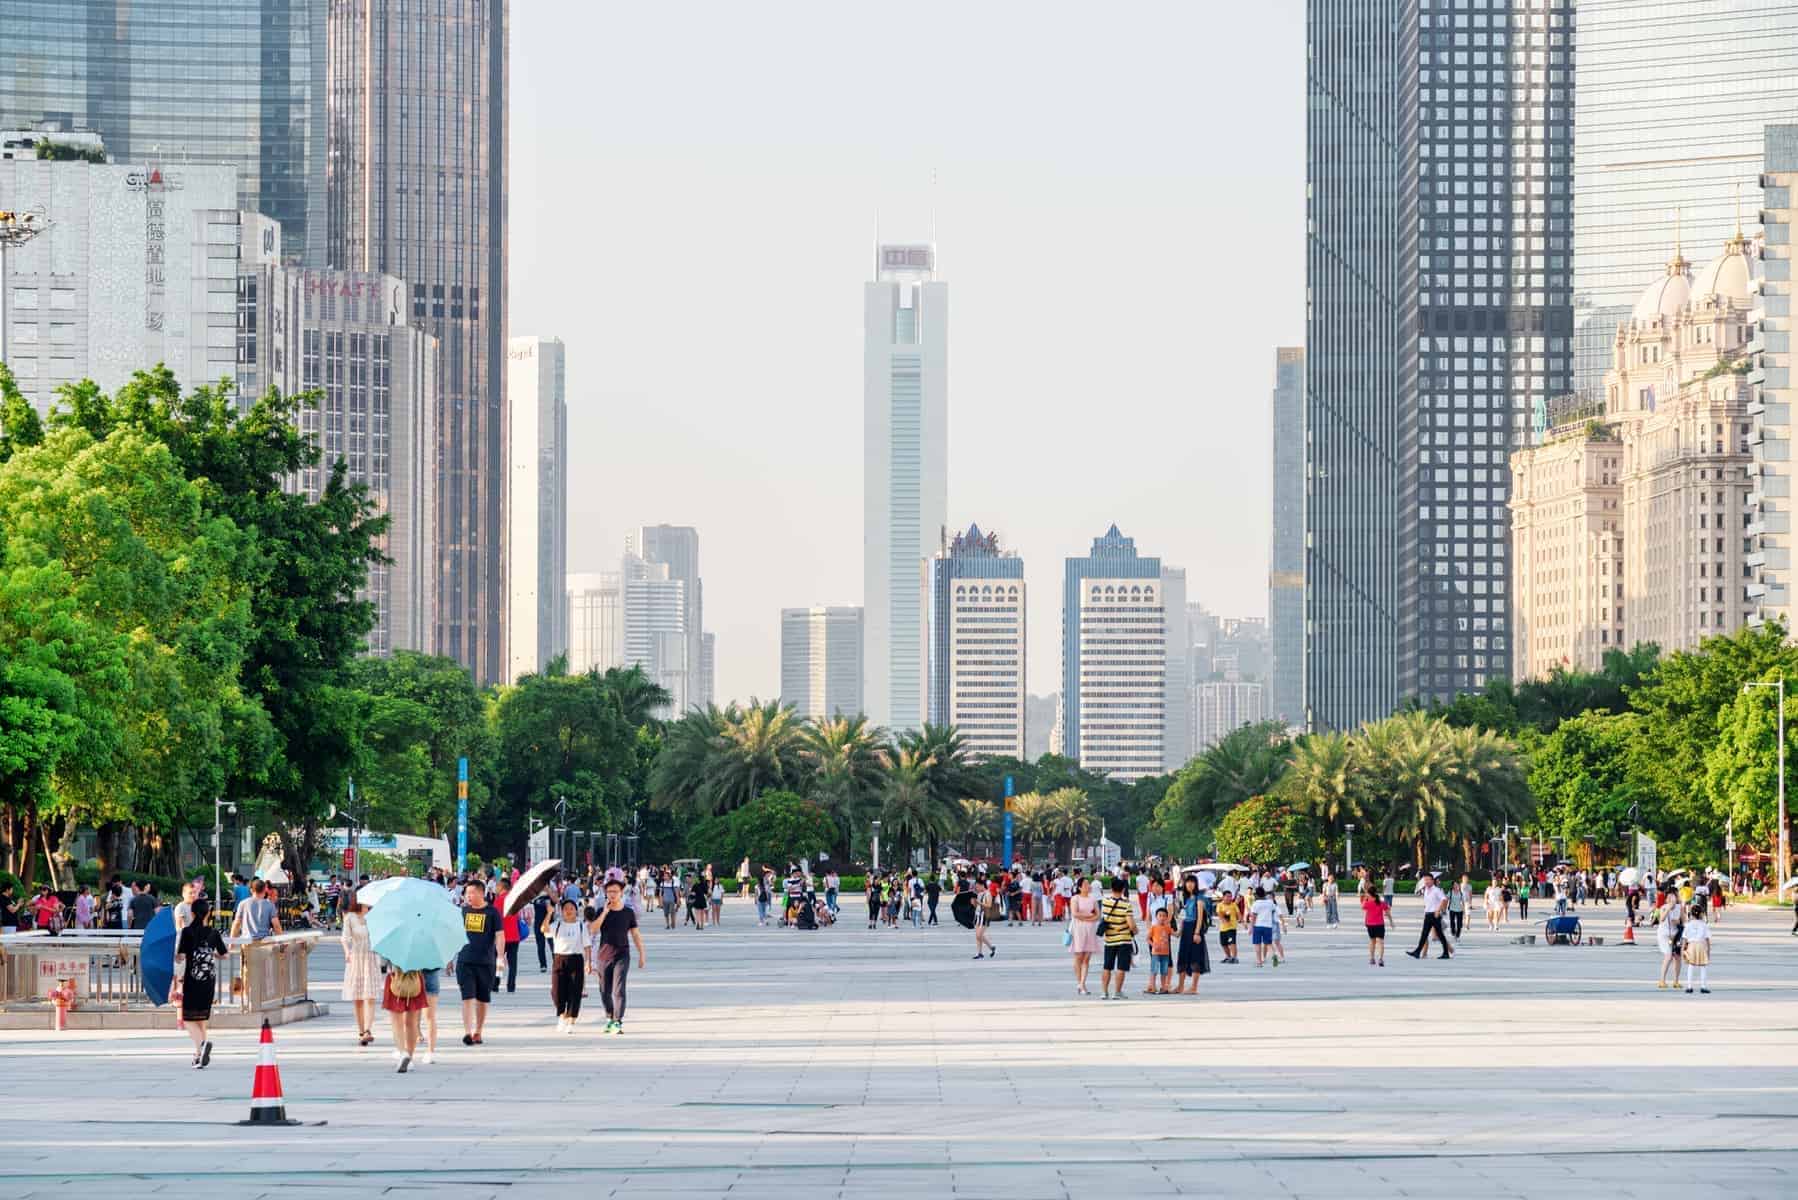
[1002,773,1015,866]
[456,756,469,869]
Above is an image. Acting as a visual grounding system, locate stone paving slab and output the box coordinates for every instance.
[4,897,1796,1197]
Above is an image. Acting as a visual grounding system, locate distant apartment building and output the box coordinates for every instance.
[567,572,622,675]
[926,525,1026,760]
[622,553,688,715]
[780,607,864,720]
[638,525,707,707]
[1060,525,1165,781]
[504,336,568,682]
[240,256,440,656]
[1754,127,1798,630]
[1194,672,1267,753]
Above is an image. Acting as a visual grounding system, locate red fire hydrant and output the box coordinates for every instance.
[48,978,78,1032]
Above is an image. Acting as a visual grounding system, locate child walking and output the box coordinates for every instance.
[1682,903,1712,994]
[1145,908,1174,994]
[1216,892,1240,964]
[1361,889,1386,967]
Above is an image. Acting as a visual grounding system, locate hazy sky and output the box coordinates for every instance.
[510,1,1305,705]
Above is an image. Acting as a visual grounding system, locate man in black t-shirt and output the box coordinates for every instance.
[456,881,502,1044]
[128,883,159,930]
[593,877,646,1034]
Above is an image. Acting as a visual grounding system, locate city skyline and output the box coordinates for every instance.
[517,2,1301,704]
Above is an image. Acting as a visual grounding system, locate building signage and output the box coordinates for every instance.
[124,167,184,192]
[879,243,933,272]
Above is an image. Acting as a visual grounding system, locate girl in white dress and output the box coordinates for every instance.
[339,891,384,1046]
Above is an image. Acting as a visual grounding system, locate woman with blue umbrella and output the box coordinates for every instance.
[365,878,467,1070]
[174,899,232,1068]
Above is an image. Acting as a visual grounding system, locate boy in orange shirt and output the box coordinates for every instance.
[1146,908,1174,994]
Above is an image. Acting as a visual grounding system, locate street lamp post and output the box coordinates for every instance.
[1742,677,1789,895]
[213,797,236,905]
[871,820,881,873]
[1344,824,1355,877]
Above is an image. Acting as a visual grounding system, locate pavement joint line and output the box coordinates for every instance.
[9,1145,1798,1184]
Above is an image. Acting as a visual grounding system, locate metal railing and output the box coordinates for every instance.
[0,929,319,1014]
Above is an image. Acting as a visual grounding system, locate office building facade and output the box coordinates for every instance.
[0,159,240,412]
[1573,0,1798,395]
[240,259,439,656]
[0,0,327,264]
[622,554,687,715]
[1755,127,1798,631]
[780,606,865,721]
[504,336,567,682]
[327,0,507,681]
[638,525,706,708]
[567,572,622,675]
[1269,347,1305,727]
[1194,674,1268,753]
[1305,0,1400,731]
[1060,525,1165,781]
[925,525,1026,760]
[1160,566,1190,772]
[864,242,947,733]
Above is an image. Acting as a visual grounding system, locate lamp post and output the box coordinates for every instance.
[552,792,570,866]
[871,819,881,873]
[1344,824,1355,878]
[1742,677,1788,895]
[213,798,237,905]
[0,208,51,362]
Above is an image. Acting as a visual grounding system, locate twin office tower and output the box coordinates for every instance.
[782,246,1173,780]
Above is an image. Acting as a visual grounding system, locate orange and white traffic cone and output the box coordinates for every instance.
[239,1018,304,1126]
[1621,919,1635,945]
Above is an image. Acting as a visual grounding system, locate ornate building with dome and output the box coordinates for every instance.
[1510,232,1757,680]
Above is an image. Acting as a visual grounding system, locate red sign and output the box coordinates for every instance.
[342,848,355,871]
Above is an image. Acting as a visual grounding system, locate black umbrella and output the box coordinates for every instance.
[950,891,976,930]
[502,858,563,918]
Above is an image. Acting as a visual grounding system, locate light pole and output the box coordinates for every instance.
[1742,677,1788,895]
[552,792,570,866]
[0,208,51,363]
[1500,823,1518,876]
[1344,824,1355,877]
[871,819,881,873]
[213,797,236,904]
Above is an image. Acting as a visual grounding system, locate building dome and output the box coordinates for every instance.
[1691,233,1753,305]
[1632,250,1691,320]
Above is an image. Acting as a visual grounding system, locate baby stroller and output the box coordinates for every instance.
[1543,913,1583,946]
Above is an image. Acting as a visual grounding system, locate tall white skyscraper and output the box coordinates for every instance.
[1060,526,1166,782]
[780,607,865,720]
[622,552,688,715]
[504,336,568,683]
[863,242,947,733]
[567,572,622,675]
[1160,566,1190,773]
[637,525,707,706]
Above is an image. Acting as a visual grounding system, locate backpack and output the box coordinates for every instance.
[389,969,423,999]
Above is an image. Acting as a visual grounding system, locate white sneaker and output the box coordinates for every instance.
[391,1049,404,1063]
[421,1051,435,1065]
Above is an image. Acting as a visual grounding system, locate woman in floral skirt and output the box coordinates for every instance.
[339,889,383,1046]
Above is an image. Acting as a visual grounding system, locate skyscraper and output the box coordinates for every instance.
[1268,347,1305,727]
[864,242,947,734]
[1573,1,1798,395]
[926,525,1026,761]
[1307,0,1573,723]
[1396,0,1573,706]
[1305,0,1400,731]
[505,336,568,682]
[780,607,864,720]
[637,525,705,709]
[1755,127,1798,632]
[1060,525,1165,782]
[622,553,687,716]
[1160,566,1190,772]
[567,572,622,675]
[0,0,327,264]
[327,0,507,682]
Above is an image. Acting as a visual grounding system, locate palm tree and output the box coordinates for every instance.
[897,724,976,864]
[648,704,727,818]
[1278,730,1363,842]
[1362,712,1455,869]
[1008,792,1046,862]
[958,798,1000,856]
[706,699,808,812]
[599,664,669,727]
[1040,786,1097,864]
[881,748,958,867]
[801,714,889,858]
[1163,720,1293,829]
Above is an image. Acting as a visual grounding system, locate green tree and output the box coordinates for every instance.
[1214,794,1317,867]
[801,714,889,858]
[880,748,958,867]
[1008,792,1046,862]
[1040,786,1098,863]
[347,651,495,838]
[728,790,839,869]
[1153,721,1292,847]
[1705,678,1794,861]
[956,797,1000,856]
[895,724,977,863]
[1530,711,1648,848]
[651,699,807,818]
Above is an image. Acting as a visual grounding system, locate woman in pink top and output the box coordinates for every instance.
[1068,878,1102,995]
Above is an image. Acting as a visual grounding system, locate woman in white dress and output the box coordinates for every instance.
[339,889,383,1046]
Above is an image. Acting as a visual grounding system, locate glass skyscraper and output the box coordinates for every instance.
[1268,347,1305,728]
[328,0,508,682]
[0,0,327,264]
[1397,0,1574,704]
[1574,0,1798,396]
[1305,0,1400,731]
[1308,0,1574,723]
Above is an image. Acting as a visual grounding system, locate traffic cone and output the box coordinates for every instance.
[1621,919,1635,945]
[239,1019,302,1126]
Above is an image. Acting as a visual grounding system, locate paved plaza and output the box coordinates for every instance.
[5,896,1797,1198]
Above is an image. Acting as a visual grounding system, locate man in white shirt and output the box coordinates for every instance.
[1406,874,1453,960]
[1134,870,1150,920]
